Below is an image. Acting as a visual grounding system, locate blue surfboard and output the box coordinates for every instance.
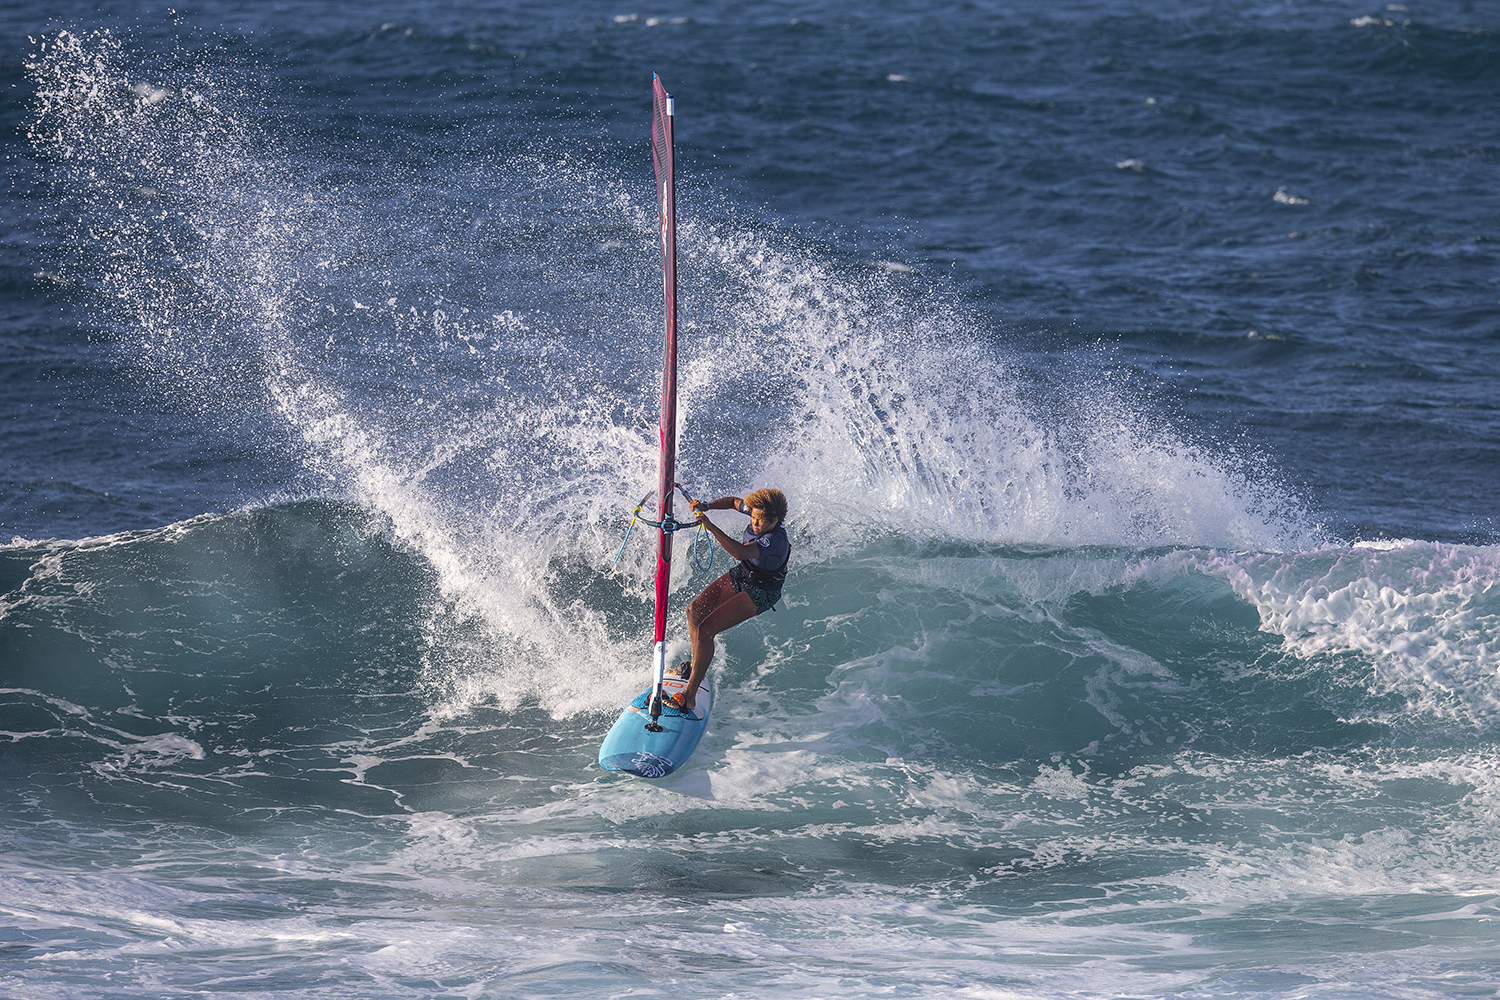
[598,673,712,778]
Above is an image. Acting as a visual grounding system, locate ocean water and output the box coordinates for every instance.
[4,1,1500,997]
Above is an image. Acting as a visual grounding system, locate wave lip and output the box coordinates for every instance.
[1196,540,1500,725]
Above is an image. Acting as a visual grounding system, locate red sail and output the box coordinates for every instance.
[651,74,677,646]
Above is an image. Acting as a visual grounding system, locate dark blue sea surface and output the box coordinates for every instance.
[4,2,1500,998]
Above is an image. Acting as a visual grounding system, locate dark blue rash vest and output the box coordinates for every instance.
[739,520,790,590]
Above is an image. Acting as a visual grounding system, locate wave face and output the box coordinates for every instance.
[5,4,1500,999]
[6,505,1500,998]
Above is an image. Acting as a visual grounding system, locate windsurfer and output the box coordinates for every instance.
[665,485,790,712]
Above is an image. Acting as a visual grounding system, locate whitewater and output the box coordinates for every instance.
[5,4,1500,998]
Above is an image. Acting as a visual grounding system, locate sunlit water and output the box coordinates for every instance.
[4,3,1500,997]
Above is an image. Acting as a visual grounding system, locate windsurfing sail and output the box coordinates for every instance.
[597,75,710,775]
[646,73,678,725]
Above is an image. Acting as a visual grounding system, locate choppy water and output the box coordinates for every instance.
[4,2,1500,997]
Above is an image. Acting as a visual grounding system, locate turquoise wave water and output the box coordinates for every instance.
[4,502,1500,996]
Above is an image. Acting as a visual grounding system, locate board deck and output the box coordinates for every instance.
[597,673,711,778]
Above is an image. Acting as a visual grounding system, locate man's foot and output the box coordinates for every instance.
[670,660,692,679]
[663,688,697,713]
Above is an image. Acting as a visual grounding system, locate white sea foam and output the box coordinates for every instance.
[26,30,669,719]
[877,538,1500,727]
[0,683,206,771]
[131,81,171,105]
[683,227,1313,557]
[1195,542,1500,723]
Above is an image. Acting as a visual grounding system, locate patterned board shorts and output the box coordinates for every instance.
[729,564,781,613]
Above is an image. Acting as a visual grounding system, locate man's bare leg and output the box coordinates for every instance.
[675,577,759,711]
